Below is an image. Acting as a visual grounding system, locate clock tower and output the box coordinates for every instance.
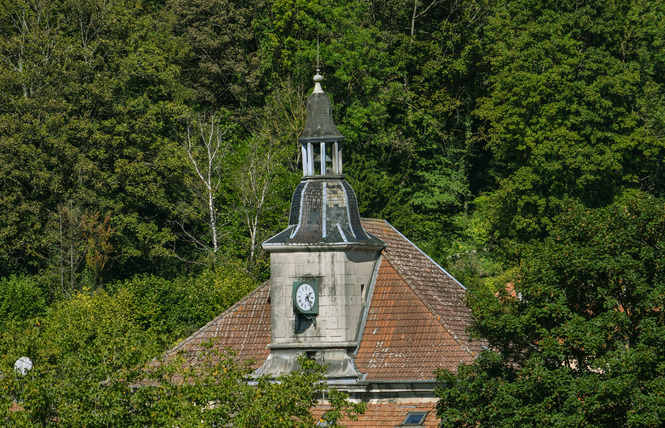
[257,71,384,379]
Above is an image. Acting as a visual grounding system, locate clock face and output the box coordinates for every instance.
[292,280,319,315]
[295,283,315,311]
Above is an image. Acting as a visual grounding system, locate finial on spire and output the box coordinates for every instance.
[313,32,324,93]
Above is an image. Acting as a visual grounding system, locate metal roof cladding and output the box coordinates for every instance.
[262,180,384,246]
[298,72,345,143]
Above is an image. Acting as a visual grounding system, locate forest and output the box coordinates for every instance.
[0,0,664,425]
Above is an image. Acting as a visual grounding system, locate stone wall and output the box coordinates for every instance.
[269,248,380,347]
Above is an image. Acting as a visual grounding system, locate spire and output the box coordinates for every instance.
[313,33,323,94]
[262,62,383,248]
[298,72,344,144]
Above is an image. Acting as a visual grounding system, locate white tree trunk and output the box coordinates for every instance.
[184,113,230,256]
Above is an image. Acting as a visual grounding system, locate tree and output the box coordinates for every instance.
[230,134,284,272]
[129,353,365,427]
[167,0,267,111]
[0,287,166,425]
[46,202,88,295]
[410,0,445,37]
[115,266,258,340]
[476,0,665,245]
[226,83,304,273]
[0,0,192,281]
[0,275,46,330]
[437,190,665,427]
[0,309,364,426]
[179,111,234,258]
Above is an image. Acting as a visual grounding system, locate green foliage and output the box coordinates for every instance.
[1,0,664,423]
[167,0,267,110]
[0,287,163,425]
[0,0,191,282]
[109,265,258,341]
[1,0,659,285]
[476,0,665,244]
[0,0,501,281]
[0,275,46,329]
[0,263,263,425]
[437,190,665,426]
[1,343,364,426]
[128,353,364,427]
[316,0,496,266]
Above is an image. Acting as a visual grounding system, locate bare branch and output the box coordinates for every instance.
[182,112,231,255]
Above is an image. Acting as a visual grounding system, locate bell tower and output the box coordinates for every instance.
[299,70,344,177]
[257,71,384,379]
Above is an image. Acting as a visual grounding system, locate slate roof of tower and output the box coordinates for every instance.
[263,180,384,247]
[298,82,345,143]
[166,218,482,377]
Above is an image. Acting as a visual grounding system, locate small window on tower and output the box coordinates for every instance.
[401,411,428,426]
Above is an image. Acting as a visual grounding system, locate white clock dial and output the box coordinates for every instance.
[296,283,315,311]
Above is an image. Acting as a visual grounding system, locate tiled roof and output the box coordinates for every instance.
[166,219,481,377]
[360,219,484,366]
[163,281,271,369]
[160,219,483,426]
[313,402,439,427]
[354,255,476,380]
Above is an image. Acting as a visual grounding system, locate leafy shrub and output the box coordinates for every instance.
[114,264,258,340]
[0,275,46,329]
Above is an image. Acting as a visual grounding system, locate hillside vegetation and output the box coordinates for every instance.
[1,0,664,425]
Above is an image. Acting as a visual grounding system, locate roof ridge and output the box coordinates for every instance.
[380,251,475,358]
[375,221,476,358]
[165,280,270,356]
[361,218,465,290]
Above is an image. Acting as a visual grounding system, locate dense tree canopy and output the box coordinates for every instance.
[437,190,665,426]
[0,289,362,425]
[0,0,663,425]
[0,0,502,285]
[435,1,665,426]
[477,0,665,245]
[0,0,190,286]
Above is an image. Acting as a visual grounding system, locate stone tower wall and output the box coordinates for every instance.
[269,249,380,348]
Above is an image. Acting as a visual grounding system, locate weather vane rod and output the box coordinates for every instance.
[316,24,320,73]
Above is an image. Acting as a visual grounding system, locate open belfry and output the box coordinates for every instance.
[167,70,484,427]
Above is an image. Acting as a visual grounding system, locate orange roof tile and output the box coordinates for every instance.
[164,281,271,369]
[354,257,476,380]
[361,219,482,358]
[313,402,439,427]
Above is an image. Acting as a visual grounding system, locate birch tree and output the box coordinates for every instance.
[410,0,445,37]
[232,135,276,271]
[181,112,232,257]
[229,83,304,272]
